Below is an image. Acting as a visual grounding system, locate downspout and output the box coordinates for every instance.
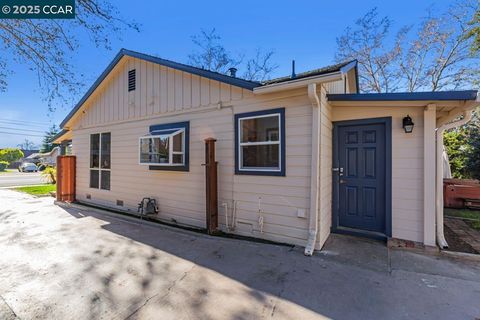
[305,83,321,256]
[435,110,473,248]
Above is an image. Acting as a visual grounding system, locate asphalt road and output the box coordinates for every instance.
[0,189,479,320]
[0,170,44,187]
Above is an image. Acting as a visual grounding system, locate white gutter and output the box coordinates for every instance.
[254,72,342,95]
[305,83,321,256]
[435,110,473,248]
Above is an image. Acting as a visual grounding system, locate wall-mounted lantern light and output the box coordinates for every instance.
[402,115,414,133]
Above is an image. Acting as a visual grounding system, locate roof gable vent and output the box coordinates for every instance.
[128,69,136,92]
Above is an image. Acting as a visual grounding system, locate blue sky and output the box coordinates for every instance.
[0,0,450,148]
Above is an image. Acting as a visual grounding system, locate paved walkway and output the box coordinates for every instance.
[445,217,480,253]
[0,189,479,320]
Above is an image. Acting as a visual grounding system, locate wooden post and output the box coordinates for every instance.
[57,155,76,202]
[204,138,218,234]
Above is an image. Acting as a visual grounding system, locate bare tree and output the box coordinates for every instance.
[0,0,139,112]
[336,2,479,93]
[398,3,479,92]
[188,29,278,81]
[188,28,241,74]
[243,49,278,82]
[17,139,37,151]
[335,8,402,93]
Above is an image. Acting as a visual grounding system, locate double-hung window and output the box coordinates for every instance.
[235,108,285,176]
[139,121,189,171]
[90,132,111,190]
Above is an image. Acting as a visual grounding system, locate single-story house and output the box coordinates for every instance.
[26,146,60,166]
[54,48,480,255]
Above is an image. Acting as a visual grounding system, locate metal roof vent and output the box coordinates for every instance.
[128,69,136,92]
[228,67,237,77]
[291,60,296,79]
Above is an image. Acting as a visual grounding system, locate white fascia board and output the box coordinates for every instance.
[253,72,342,95]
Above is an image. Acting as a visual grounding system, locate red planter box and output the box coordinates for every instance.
[444,179,480,208]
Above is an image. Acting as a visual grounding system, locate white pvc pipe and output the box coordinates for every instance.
[435,110,473,248]
[232,200,237,231]
[304,83,321,256]
[223,202,229,232]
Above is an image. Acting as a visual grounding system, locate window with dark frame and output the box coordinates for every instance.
[90,132,111,190]
[140,121,190,171]
[235,108,285,176]
[128,69,136,92]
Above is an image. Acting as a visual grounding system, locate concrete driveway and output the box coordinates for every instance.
[0,170,43,187]
[0,189,479,320]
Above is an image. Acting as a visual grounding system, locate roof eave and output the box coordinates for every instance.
[327,90,478,102]
[59,49,262,129]
[253,71,343,95]
[60,50,126,128]
[339,60,357,74]
[52,129,72,144]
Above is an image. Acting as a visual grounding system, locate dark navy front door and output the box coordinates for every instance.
[333,119,391,235]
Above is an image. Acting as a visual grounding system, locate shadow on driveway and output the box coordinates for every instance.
[62,204,480,320]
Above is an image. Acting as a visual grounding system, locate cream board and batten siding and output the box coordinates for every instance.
[331,106,425,243]
[70,55,347,247]
[73,96,313,246]
[73,57,247,129]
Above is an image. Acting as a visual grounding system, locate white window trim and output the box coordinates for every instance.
[139,128,185,166]
[237,113,282,172]
[90,132,111,190]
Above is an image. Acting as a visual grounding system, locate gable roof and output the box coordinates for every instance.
[60,49,263,127]
[60,48,357,128]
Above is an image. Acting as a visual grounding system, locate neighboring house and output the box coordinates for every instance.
[54,48,480,254]
[26,147,60,166]
[2,149,40,169]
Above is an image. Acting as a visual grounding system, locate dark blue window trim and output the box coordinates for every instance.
[147,121,189,172]
[234,108,286,177]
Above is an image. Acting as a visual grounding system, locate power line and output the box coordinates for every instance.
[0,131,43,137]
[0,118,50,125]
[0,120,47,128]
[0,126,45,133]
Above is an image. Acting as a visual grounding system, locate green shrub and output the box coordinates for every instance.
[0,161,8,171]
[0,148,24,164]
[41,166,56,184]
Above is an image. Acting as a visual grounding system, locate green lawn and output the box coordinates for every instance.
[445,208,480,231]
[444,208,480,220]
[0,169,16,174]
[14,184,56,196]
[471,221,480,230]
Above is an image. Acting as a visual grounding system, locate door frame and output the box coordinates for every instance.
[331,116,392,240]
